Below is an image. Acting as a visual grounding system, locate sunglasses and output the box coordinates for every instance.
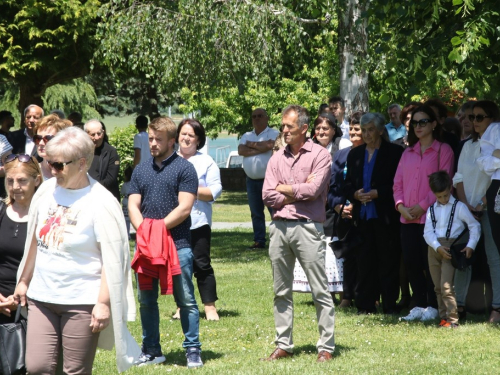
[410,118,432,128]
[468,114,491,122]
[47,160,73,171]
[252,114,265,119]
[5,154,34,164]
[33,134,55,145]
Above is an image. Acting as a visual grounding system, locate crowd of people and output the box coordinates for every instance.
[0,95,499,372]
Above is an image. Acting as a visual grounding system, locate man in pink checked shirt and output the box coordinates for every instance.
[261,105,335,363]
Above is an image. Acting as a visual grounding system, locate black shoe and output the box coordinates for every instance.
[247,242,265,249]
[458,307,467,321]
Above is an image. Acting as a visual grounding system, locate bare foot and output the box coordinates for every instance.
[489,308,500,323]
[204,303,219,321]
[172,307,180,320]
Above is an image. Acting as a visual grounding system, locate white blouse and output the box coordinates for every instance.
[453,139,491,206]
[477,122,500,180]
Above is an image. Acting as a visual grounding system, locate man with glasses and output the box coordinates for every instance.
[238,108,279,249]
[7,104,43,156]
[84,119,121,200]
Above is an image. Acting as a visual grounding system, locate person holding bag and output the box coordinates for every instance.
[423,171,480,328]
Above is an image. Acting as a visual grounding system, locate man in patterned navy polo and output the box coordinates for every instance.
[128,116,203,368]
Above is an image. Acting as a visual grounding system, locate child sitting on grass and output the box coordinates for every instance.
[423,171,481,328]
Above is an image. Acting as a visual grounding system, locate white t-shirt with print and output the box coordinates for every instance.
[28,185,102,305]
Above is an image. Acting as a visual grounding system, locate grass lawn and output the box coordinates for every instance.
[212,191,272,223]
[93,226,500,374]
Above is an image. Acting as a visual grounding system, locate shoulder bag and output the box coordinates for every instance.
[329,201,363,259]
[0,307,27,375]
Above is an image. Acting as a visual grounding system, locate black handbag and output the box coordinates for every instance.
[329,202,363,259]
[0,307,27,375]
[450,228,475,271]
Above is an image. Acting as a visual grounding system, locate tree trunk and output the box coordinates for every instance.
[338,0,369,115]
[18,83,44,128]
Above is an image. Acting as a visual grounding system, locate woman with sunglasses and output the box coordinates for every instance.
[475,100,500,322]
[14,127,140,373]
[33,114,72,180]
[0,154,41,324]
[393,104,455,310]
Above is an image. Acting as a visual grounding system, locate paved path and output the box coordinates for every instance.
[211,221,271,230]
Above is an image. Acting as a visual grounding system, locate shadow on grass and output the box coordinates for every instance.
[212,230,269,263]
[215,191,249,206]
[162,349,223,366]
[294,343,354,358]
[199,309,241,319]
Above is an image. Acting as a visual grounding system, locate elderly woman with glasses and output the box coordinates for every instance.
[33,114,72,180]
[394,104,455,311]
[14,127,140,373]
[0,154,42,323]
[343,113,404,314]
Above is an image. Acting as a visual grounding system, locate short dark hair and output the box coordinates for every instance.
[136,115,148,129]
[282,105,310,129]
[176,118,207,150]
[318,103,329,115]
[428,170,452,194]
[328,96,345,108]
[400,102,420,125]
[349,111,365,125]
[424,98,448,121]
[0,110,13,122]
[312,113,342,140]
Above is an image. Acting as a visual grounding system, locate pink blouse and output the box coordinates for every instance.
[393,139,455,224]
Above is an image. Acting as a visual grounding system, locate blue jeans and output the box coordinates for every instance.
[137,247,201,354]
[246,177,269,245]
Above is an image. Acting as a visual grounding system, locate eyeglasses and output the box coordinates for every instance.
[252,114,264,119]
[47,160,73,171]
[33,134,55,145]
[410,119,432,128]
[468,114,491,122]
[5,154,34,164]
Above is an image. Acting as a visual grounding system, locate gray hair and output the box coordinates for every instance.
[45,127,94,169]
[83,119,103,132]
[50,109,66,119]
[282,105,310,128]
[24,104,44,117]
[387,104,401,111]
[361,112,389,142]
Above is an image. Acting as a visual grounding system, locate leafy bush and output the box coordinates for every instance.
[108,124,136,189]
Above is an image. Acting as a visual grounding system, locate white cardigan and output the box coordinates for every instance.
[17,177,141,372]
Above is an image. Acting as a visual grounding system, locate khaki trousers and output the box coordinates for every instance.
[428,238,458,324]
[268,220,335,353]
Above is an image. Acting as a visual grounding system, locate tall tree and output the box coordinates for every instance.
[0,0,101,120]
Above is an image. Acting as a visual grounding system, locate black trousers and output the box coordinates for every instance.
[401,224,437,308]
[355,219,401,313]
[486,179,500,257]
[191,225,218,304]
[336,218,357,301]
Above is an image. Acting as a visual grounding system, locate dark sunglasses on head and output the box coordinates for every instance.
[33,134,55,145]
[47,160,73,171]
[410,118,432,128]
[468,114,491,122]
[5,154,34,164]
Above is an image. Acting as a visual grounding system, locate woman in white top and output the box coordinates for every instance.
[453,101,498,321]
[177,119,222,321]
[475,100,500,322]
[14,127,140,373]
[33,114,72,180]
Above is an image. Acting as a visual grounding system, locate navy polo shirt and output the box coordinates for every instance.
[129,152,198,250]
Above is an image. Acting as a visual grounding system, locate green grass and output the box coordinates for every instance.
[212,191,272,223]
[93,228,500,374]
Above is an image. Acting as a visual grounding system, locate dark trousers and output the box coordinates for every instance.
[336,218,357,301]
[191,225,218,304]
[355,219,400,313]
[487,179,500,257]
[401,224,437,308]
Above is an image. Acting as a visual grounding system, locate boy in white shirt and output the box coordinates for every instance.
[423,171,481,328]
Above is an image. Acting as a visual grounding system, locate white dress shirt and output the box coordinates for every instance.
[477,122,500,180]
[239,126,279,179]
[423,196,481,252]
[24,129,35,156]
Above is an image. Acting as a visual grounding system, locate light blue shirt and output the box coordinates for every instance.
[385,122,406,142]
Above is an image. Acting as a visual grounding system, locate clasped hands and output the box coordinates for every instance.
[398,204,425,221]
[354,188,378,205]
[0,293,18,317]
[437,246,473,260]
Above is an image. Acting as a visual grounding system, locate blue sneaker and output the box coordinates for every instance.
[133,352,166,366]
[186,347,203,369]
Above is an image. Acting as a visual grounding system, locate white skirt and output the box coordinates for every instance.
[292,236,344,293]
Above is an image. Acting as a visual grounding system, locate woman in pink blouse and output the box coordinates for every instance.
[393,104,455,309]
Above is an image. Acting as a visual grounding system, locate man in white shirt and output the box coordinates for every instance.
[8,104,43,156]
[385,104,406,142]
[328,96,350,140]
[133,115,151,167]
[238,108,279,249]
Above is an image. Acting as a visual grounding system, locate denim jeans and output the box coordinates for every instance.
[137,247,201,354]
[246,177,269,245]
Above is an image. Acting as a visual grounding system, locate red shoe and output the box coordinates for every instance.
[441,321,459,328]
[438,319,447,327]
